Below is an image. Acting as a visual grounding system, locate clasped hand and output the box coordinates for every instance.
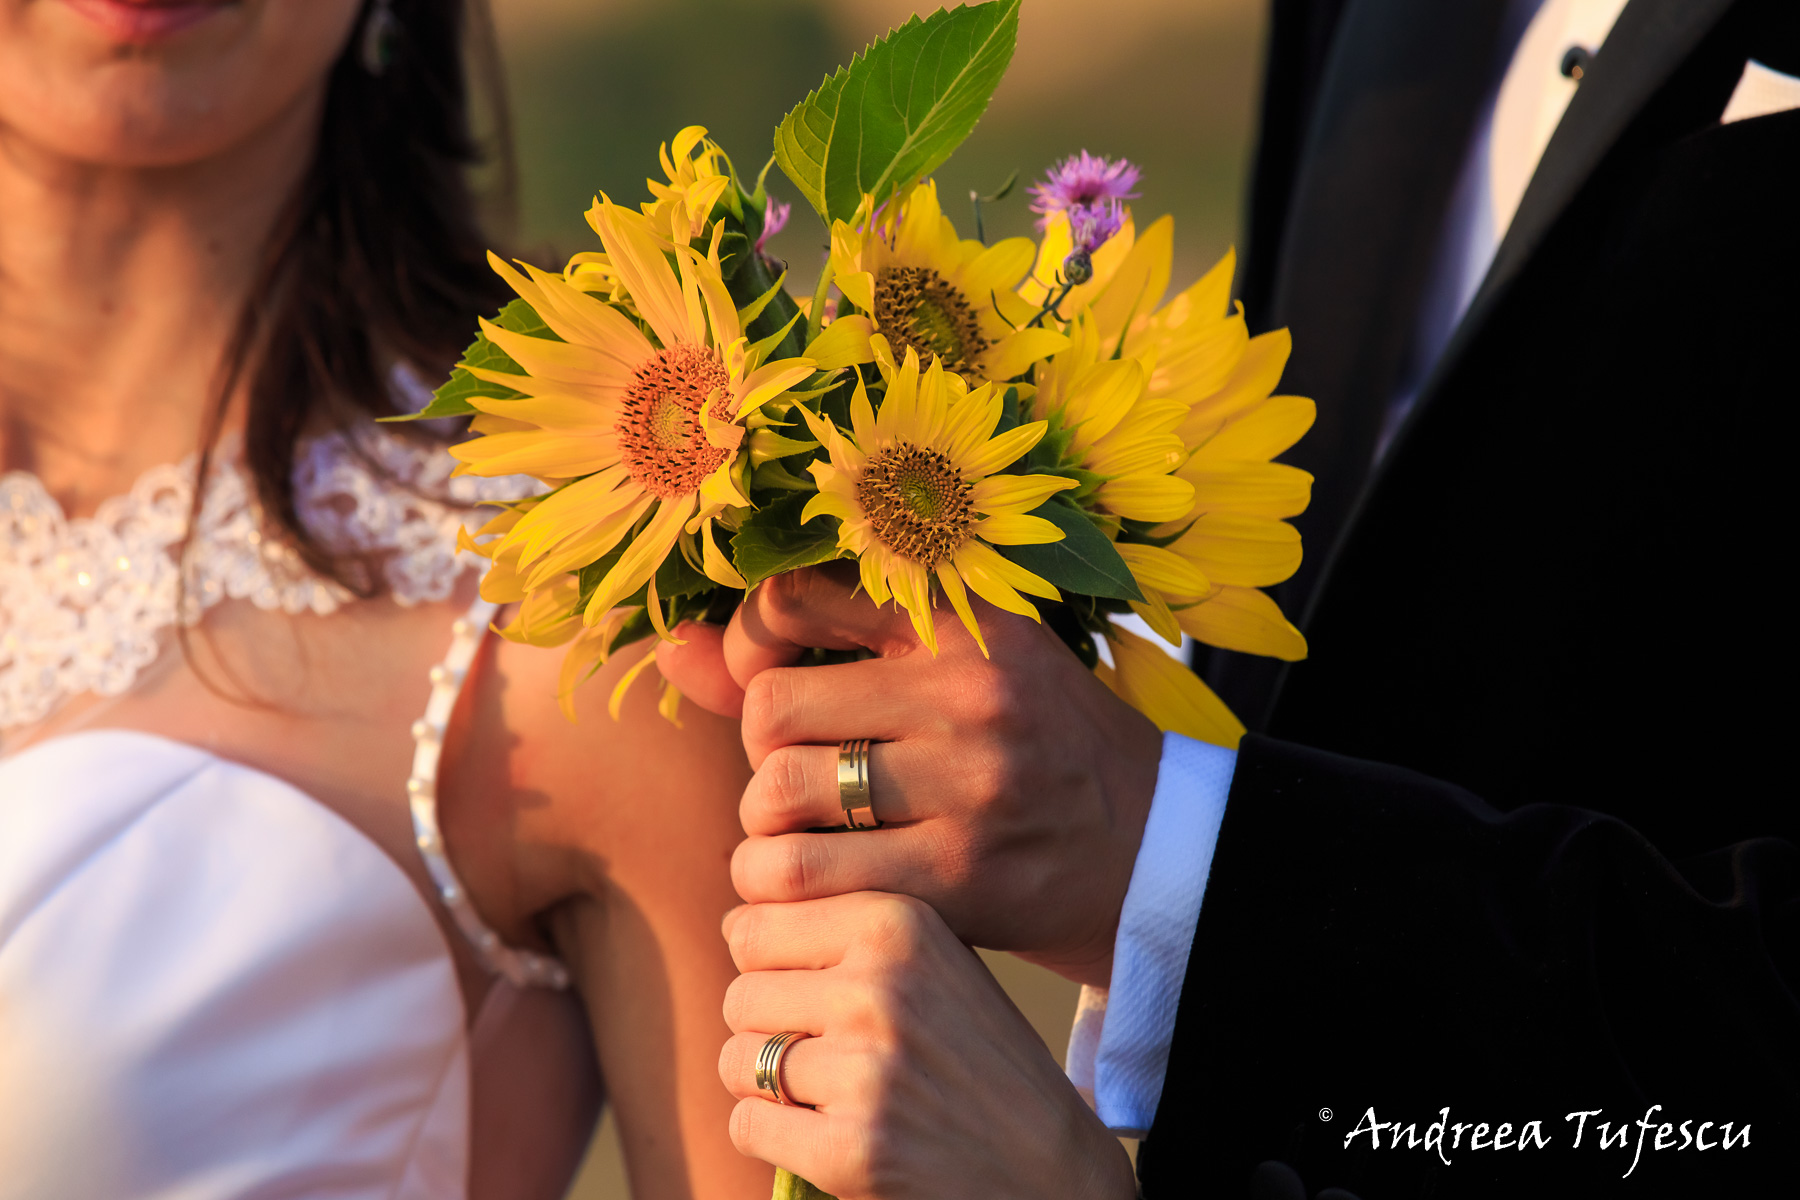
[659,565,1157,1197]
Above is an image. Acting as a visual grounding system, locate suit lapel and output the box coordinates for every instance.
[1385,0,1740,458]
[1266,0,1512,601]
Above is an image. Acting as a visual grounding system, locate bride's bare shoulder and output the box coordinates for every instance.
[440,628,751,932]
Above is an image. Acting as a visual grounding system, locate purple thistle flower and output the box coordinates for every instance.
[1067,198,1127,257]
[756,195,791,253]
[1030,151,1141,228]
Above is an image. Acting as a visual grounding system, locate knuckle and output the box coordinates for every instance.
[827,1118,878,1193]
[725,902,765,962]
[717,1036,746,1087]
[721,975,755,1031]
[760,569,811,622]
[739,670,786,744]
[758,747,814,822]
[729,1098,763,1154]
[768,836,832,900]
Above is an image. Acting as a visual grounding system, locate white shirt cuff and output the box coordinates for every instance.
[1065,731,1234,1137]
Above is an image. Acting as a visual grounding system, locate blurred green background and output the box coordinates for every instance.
[482,1,1269,1194]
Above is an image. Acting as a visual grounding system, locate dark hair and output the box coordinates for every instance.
[195,0,513,592]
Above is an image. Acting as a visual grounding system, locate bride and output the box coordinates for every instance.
[0,1,768,1197]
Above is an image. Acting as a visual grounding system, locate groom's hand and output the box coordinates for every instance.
[657,564,1161,987]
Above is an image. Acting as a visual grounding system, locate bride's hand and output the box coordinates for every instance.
[717,891,1135,1200]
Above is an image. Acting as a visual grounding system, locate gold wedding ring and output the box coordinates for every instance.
[837,738,878,829]
[754,1031,808,1106]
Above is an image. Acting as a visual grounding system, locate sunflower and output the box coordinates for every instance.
[817,180,1070,384]
[1111,247,1314,660]
[1028,233,1312,747]
[1028,313,1195,525]
[449,199,815,628]
[642,125,731,245]
[795,347,1077,655]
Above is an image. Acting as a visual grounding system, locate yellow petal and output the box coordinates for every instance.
[736,360,816,419]
[479,320,639,390]
[1194,395,1316,462]
[801,488,855,525]
[583,497,693,620]
[955,237,1036,309]
[888,557,938,655]
[1177,585,1307,661]
[1092,216,1177,347]
[556,625,612,722]
[967,471,1076,514]
[657,677,685,727]
[954,539,1059,603]
[893,179,946,265]
[837,269,876,316]
[1180,328,1291,439]
[590,201,695,349]
[1117,542,1211,603]
[1129,593,1184,647]
[1062,358,1147,454]
[1174,514,1302,588]
[607,647,661,721]
[448,430,617,479]
[980,328,1071,382]
[935,562,989,658]
[700,518,747,588]
[971,512,1064,545]
[1103,623,1245,749]
[955,420,1050,480]
[806,315,877,370]
[1095,475,1196,523]
[1181,461,1313,519]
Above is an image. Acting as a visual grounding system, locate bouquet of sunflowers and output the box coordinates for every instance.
[410,0,1312,758]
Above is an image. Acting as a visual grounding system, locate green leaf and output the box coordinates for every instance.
[773,0,1021,224]
[386,298,561,422]
[996,497,1143,601]
[730,493,842,589]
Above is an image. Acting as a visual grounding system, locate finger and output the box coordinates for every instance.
[719,1030,839,1107]
[727,1096,836,1186]
[739,653,984,765]
[725,563,926,690]
[722,967,837,1036]
[724,893,890,972]
[654,622,744,718]
[743,740,948,835]
[732,832,946,912]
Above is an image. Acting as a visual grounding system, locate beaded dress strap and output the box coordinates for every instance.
[407,595,570,990]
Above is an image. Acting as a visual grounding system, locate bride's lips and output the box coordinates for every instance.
[58,0,236,42]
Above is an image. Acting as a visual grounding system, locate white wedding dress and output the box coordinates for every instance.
[0,422,568,1199]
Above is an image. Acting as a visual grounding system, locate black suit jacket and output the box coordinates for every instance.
[1143,1,1799,1196]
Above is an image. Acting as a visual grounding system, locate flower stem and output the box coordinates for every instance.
[773,1167,836,1200]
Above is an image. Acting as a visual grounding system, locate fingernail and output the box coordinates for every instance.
[720,904,746,938]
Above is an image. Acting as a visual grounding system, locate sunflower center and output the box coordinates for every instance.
[873,266,990,375]
[856,442,975,569]
[617,344,734,500]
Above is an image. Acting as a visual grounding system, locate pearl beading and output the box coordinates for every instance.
[407,593,570,991]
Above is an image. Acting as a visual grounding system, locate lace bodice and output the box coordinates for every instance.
[0,427,535,732]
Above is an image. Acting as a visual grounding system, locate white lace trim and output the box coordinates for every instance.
[0,428,536,732]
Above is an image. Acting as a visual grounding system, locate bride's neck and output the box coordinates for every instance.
[0,93,320,515]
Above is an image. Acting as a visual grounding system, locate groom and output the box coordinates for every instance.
[664,0,1799,1194]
